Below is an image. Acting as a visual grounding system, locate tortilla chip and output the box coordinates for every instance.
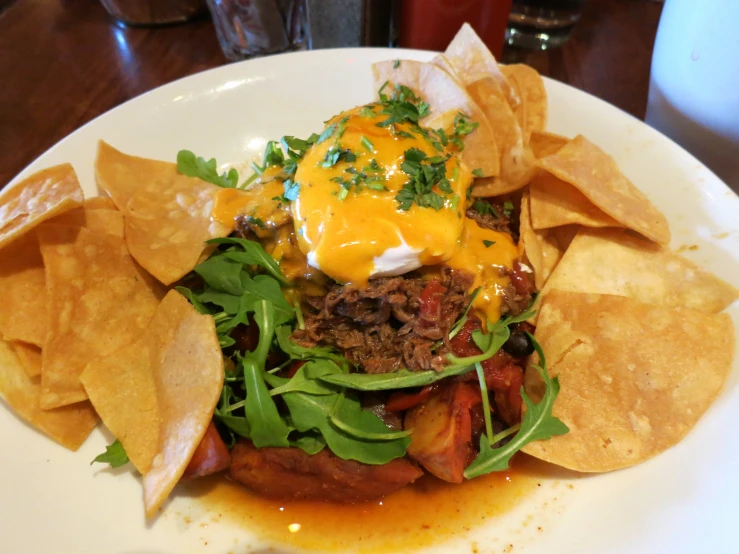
[444,23,519,109]
[95,141,233,285]
[500,64,547,140]
[530,171,624,230]
[81,341,160,475]
[38,225,164,409]
[372,60,500,177]
[142,290,223,517]
[0,234,47,346]
[523,291,735,472]
[11,341,42,378]
[529,131,569,159]
[438,32,534,193]
[0,340,97,450]
[0,164,84,251]
[542,228,739,312]
[519,192,576,289]
[84,196,117,210]
[52,208,125,238]
[537,135,670,244]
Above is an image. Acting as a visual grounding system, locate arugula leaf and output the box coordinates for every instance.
[463,333,569,478]
[269,361,339,396]
[277,380,409,465]
[207,237,288,285]
[329,394,412,441]
[290,431,327,455]
[275,326,349,366]
[241,301,291,448]
[318,363,474,391]
[91,439,129,468]
[177,150,239,188]
[195,256,244,296]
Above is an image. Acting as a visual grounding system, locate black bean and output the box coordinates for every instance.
[503,330,535,357]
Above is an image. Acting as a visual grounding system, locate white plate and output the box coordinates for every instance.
[2,49,738,554]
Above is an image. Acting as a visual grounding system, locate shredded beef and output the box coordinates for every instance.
[292,268,474,374]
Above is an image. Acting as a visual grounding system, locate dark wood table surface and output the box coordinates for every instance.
[0,0,663,188]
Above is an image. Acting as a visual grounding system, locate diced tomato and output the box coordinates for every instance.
[287,360,306,378]
[450,316,483,357]
[418,280,447,327]
[483,364,524,426]
[510,260,535,297]
[386,384,438,412]
[182,421,231,480]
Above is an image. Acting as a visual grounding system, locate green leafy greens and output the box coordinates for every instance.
[91,439,130,468]
[177,150,240,188]
[464,333,569,478]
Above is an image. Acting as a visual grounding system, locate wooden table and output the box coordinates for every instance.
[0,0,663,187]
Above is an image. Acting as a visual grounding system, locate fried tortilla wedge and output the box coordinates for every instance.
[500,64,548,141]
[372,59,500,177]
[11,341,42,378]
[38,224,164,409]
[0,164,84,251]
[537,135,670,244]
[83,196,117,210]
[530,171,624,230]
[529,130,569,159]
[519,191,578,289]
[0,340,97,451]
[52,207,125,238]
[142,290,223,517]
[444,23,519,109]
[95,141,234,285]
[523,291,735,472]
[0,234,47,346]
[438,26,535,193]
[81,339,160,475]
[542,228,739,312]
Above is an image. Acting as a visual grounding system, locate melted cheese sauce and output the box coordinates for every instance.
[185,456,541,553]
[293,107,471,285]
[446,218,518,322]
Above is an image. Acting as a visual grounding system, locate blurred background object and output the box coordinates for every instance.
[506,0,585,50]
[397,0,512,58]
[0,0,667,189]
[645,0,738,190]
[206,0,310,60]
[100,0,207,26]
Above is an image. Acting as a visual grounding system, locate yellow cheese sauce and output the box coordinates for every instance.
[293,107,471,286]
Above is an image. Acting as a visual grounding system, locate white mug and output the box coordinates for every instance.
[645,0,739,191]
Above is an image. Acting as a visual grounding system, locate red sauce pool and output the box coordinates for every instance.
[183,455,543,553]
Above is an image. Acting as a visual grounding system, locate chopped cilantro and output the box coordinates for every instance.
[320,145,356,168]
[335,116,350,140]
[503,200,514,217]
[283,179,300,201]
[450,194,460,211]
[375,83,430,128]
[483,240,495,248]
[396,148,452,211]
[363,159,382,173]
[317,124,337,145]
[360,136,374,152]
[472,168,484,178]
[472,199,500,219]
[247,216,266,229]
[393,59,400,69]
[359,106,375,118]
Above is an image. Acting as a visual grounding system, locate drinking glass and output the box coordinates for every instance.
[506,0,585,50]
[206,0,311,61]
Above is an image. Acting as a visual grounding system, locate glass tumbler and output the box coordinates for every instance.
[206,0,311,61]
[506,0,585,50]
